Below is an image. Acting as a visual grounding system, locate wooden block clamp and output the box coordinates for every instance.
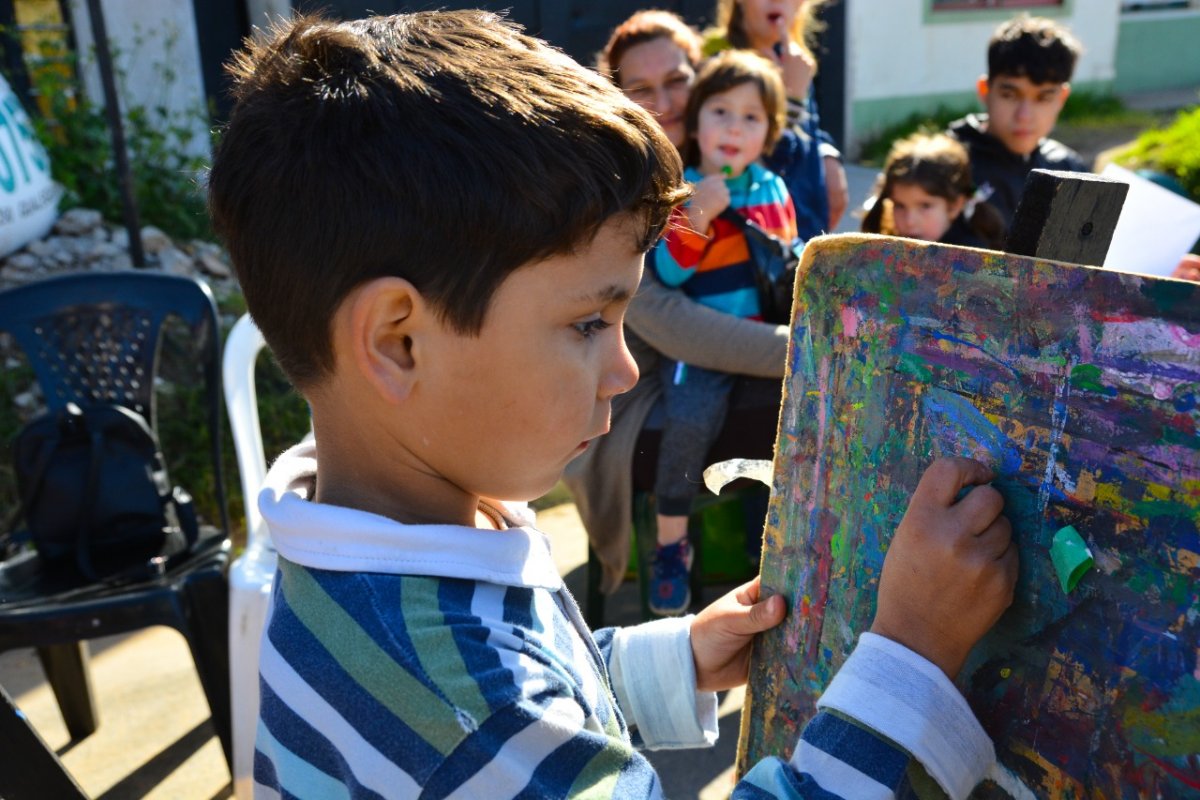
[1004,168,1129,266]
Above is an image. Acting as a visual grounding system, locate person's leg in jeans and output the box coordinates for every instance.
[650,361,734,615]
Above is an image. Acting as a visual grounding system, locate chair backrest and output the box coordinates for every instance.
[0,271,229,535]
[222,314,269,550]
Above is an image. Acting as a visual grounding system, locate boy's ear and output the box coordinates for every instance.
[975,75,990,105]
[1056,82,1071,107]
[949,195,967,220]
[342,276,426,404]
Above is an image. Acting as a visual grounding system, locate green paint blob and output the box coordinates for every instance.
[896,353,933,381]
[1070,363,1106,393]
[1051,525,1094,594]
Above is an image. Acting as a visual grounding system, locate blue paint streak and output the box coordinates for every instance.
[923,388,1024,476]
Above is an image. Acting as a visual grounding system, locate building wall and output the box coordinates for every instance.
[845,0,1120,155]
[67,0,210,159]
[1114,8,1200,94]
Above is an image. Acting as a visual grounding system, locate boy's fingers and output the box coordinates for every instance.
[734,575,763,606]
[953,483,1005,534]
[914,457,995,507]
[746,594,786,632]
[973,514,1013,561]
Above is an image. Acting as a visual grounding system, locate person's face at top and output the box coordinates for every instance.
[737,0,805,50]
[977,74,1069,158]
[617,36,696,149]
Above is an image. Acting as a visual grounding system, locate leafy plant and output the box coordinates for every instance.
[23,38,212,240]
[856,92,1149,167]
[856,104,974,166]
[1114,105,1200,201]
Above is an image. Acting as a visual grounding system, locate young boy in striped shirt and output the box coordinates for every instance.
[208,11,1018,798]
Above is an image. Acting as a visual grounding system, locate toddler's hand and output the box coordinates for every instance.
[870,457,1018,679]
[685,175,732,233]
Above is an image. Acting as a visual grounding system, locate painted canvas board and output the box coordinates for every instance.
[737,234,1200,798]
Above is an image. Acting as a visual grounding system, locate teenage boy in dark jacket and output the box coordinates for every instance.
[948,16,1088,232]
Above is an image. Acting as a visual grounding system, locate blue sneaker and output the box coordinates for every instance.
[649,539,693,616]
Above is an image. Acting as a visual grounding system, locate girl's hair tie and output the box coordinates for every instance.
[963,183,994,221]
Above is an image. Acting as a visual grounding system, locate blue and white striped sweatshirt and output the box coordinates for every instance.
[254,442,995,798]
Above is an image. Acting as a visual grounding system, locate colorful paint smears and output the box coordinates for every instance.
[738,235,1200,798]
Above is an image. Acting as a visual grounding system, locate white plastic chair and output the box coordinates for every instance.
[223,313,276,800]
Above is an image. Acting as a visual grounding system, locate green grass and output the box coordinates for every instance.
[1113,104,1200,202]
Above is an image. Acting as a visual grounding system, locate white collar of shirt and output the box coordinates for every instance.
[259,440,563,591]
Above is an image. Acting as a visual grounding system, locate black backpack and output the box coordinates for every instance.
[11,402,198,581]
[720,208,803,325]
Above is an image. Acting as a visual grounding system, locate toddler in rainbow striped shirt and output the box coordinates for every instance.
[651,49,802,616]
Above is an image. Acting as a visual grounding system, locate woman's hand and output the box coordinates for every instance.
[685,174,732,233]
[690,576,786,692]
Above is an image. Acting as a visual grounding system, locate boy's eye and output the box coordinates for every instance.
[573,318,612,338]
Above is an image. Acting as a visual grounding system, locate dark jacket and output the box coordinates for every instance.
[948,113,1088,233]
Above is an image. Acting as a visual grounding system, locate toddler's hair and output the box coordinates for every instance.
[208,11,687,389]
[862,132,1004,248]
[680,50,786,168]
[597,9,701,79]
[988,15,1081,85]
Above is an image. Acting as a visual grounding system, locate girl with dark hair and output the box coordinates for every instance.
[862,132,1005,250]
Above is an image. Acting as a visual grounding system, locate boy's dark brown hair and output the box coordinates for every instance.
[680,50,786,169]
[208,11,687,389]
[988,15,1081,86]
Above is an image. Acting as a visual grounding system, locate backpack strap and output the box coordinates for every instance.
[74,425,107,581]
[718,208,794,254]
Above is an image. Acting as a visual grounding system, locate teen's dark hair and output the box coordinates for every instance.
[209,11,687,389]
[862,133,1005,249]
[988,15,1081,85]
[680,50,786,168]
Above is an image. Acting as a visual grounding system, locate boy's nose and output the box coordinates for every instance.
[601,330,639,399]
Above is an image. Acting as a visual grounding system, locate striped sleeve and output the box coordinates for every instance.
[732,633,992,800]
[655,208,711,286]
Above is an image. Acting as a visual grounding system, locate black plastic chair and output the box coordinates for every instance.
[0,271,232,769]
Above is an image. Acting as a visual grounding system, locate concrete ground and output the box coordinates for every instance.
[0,502,748,800]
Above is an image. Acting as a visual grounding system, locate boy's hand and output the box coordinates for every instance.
[1172,253,1200,282]
[870,458,1018,680]
[691,576,786,692]
[685,175,732,233]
